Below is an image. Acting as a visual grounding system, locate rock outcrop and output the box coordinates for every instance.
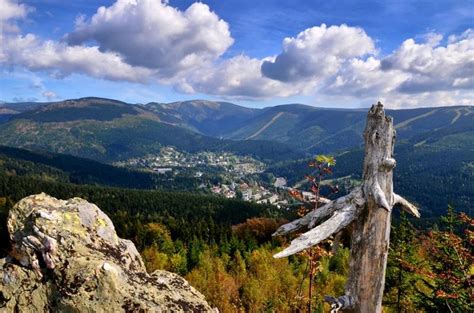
[0,193,214,312]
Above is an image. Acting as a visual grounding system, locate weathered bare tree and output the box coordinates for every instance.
[273,103,420,312]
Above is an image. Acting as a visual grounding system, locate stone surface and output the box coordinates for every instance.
[0,193,214,312]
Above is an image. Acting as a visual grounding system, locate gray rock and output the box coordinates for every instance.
[0,193,215,312]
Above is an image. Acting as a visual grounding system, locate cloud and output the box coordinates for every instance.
[0,0,472,107]
[380,90,474,109]
[1,0,231,82]
[12,96,38,102]
[261,24,375,82]
[42,90,57,100]
[0,0,28,23]
[323,57,408,98]
[380,31,474,94]
[65,0,233,77]
[318,30,474,107]
[0,0,154,82]
[175,55,314,99]
[1,33,153,82]
[176,24,376,99]
[0,0,30,33]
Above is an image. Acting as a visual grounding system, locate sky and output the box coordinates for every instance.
[0,0,473,108]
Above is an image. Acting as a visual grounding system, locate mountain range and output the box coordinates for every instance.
[2,97,472,159]
[144,100,474,153]
[1,97,472,216]
[0,98,302,162]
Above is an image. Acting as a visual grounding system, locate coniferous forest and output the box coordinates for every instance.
[0,169,471,312]
[1,0,473,311]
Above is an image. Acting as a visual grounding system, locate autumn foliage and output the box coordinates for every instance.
[384,208,473,312]
[232,217,286,242]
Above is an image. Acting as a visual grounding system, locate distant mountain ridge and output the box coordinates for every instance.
[0,97,302,163]
[144,99,473,153]
[2,97,473,156]
[0,97,472,216]
[144,100,258,137]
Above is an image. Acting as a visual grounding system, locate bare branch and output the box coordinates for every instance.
[272,187,363,237]
[272,198,339,237]
[393,194,420,218]
[271,213,312,237]
[310,187,364,228]
[370,179,390,211]
[319,197,330,205]
[273,204,357,258]
[324,295,354,312]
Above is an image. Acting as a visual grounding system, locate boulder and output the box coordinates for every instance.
[0,193,214,312]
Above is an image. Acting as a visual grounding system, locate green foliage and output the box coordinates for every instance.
[267,142,474,216]
[0,173,279,249]
[385,212,423,310]
[15,102,138,122]
[315,155,336,167]
[440,205,461,233]
[0,145,159,189]
[184,244,350,313]
[0,101,304,163]
[384,209,473,312]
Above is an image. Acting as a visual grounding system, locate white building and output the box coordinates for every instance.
[274,177,287,188]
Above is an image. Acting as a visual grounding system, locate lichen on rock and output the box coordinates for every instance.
[0,193,215,312]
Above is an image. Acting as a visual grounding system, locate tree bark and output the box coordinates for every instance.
[273,102,420,312]
[344,102,396,312]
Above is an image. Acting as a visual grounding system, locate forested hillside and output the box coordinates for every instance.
[0,98,303,163]
[0,170,470,312]
[0,145,158,188]
[0,145,233,191]
[142,100,474,154]
[0,173,279,253]
[2,98,472,158]
[266,134,474,216]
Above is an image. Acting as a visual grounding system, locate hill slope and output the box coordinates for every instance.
[144,100,259,137]
[0,98,303,163]
[2,97,472,216]
[266,129,474,216]
[142,100,474,153]
[0,145,162,189]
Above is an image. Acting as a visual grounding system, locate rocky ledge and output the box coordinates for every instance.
[0,193,214,312]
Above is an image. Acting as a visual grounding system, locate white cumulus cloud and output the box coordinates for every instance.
[318,30,474,107]
[176,55,314,99]
[1,33,153,82]
[0,0,28,24]
[1,0,473,107]
[323,57,408,98]
[381,30,474,93]
[65,0,233,77]
[41,90,57,100]
[0,0,31,34]
[261,24,376,82]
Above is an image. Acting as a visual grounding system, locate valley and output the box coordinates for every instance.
[0,97,472,312]
[0,97,472,216]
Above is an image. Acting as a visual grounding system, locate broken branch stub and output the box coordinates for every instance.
[273,102,419,312]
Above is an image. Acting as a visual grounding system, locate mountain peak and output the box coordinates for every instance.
[11,97,140,123]
[158,100,238,111]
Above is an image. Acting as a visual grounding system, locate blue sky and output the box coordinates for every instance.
[1,0,473,108]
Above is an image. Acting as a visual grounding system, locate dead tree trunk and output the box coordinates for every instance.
[273,103,420,312]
